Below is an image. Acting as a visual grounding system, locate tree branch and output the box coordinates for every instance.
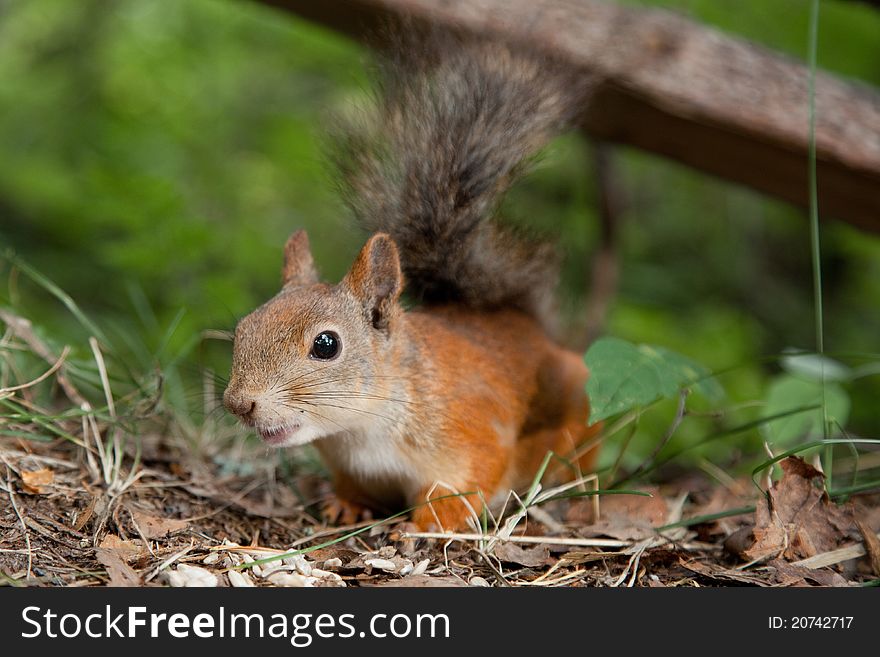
[258,0,880,233]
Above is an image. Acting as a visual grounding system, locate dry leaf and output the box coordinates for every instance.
[767,560,851,587]
[678,558,769,586]
[687,482,754,537]
[130,510,188,539]
[573,488,668,541]
[21,468,54,494]
[856,519,880,576]
[494,542,552,567]
[744,457,858,563]
[723,526,755,559]
[99,534,141,557]
[96,548,142,587]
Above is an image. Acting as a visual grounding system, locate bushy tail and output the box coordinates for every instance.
[333,31,589,332]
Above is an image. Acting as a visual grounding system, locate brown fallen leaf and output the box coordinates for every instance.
[572,488,668,541]
[678,557,769,586]
[73,495,98,532]
[744,457,858,563]
[99,534,142,555]
[687,482,755,538]
[494,542,552,568]
[21,468,54,494]
[723,526,755,559]
[96,547,142,587]
[130,510,188,539]
[767,559,851,588]
[856,519,880,576]
[852,493,880,533]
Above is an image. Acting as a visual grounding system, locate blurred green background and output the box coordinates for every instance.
[1,0,878,475]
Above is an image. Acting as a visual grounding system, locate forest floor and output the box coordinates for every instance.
[2,430,879,588]
[1,307,878,587]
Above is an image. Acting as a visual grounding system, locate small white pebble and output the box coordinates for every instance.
[469,576,490,587]
[322,558,343,569]
[311,568,342,582]
[411,559,430,576]
[364,558,398,572]
[398,560,415,577]
[268,572,316,588]
[202,553,220,565]
[241,553,262,577]
[260,564,283,578]
[164,570,187,588]
[227,570,255,588]
[164,564,218,588]
[283,554,312,576]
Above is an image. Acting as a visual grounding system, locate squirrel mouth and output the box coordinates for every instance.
[257,423,301,445]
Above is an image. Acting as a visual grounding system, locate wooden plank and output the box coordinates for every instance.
[259,0,880,233]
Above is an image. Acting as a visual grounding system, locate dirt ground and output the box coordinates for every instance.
[2,430,878,588]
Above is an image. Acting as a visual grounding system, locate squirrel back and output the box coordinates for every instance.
[334,32,587,331]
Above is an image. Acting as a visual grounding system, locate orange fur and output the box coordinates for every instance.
[225,236,601,532]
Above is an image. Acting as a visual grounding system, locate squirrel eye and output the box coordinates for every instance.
[310,331,340,360]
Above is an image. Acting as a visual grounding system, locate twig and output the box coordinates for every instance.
[287,520,378,548]
[526,506,566,534]
[612,390,689,487]
[610,540,651,587]
[3,466,32,579]
[516,568,589,587]
[144,542,196,583]
[403,532,629,548]
[0,309,88,408]
[0,346,70,397]
[791,532,880,570]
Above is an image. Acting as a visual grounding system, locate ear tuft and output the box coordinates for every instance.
[344,233,403,331]
[282,230,319,287]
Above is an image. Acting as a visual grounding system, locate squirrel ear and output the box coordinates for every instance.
[344,233,403,331]
[282,230,319,287]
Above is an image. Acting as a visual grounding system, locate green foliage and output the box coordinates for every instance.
[585,337,723,422]
[761,353,854,446]
[0,0,878,480]
[761,374,849,445]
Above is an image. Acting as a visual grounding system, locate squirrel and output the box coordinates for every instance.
[222,31,601,531]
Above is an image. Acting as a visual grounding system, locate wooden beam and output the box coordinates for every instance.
[260,0,880,233]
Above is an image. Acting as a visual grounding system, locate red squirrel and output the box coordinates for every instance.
[223,34,600,531]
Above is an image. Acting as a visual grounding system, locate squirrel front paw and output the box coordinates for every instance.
[321,496,373,526]
[410,491,483,532]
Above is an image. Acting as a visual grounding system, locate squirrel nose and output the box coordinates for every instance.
[223,388,256,418]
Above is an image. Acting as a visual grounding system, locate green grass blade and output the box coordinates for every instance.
[3,251,109,344]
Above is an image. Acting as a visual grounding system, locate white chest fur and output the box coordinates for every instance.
[315,426,422,501]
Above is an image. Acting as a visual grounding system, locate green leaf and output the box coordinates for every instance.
[584,337,723,423]
[780,352,851,382]
[761,374,850,444]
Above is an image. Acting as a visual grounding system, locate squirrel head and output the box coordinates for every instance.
[223,230,404,447]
